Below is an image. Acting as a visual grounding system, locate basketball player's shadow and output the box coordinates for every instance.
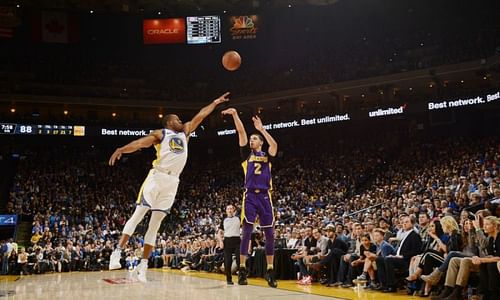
[196,284,227,289]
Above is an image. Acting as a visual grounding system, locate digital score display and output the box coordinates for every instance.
[0,215,17,226]
[0,123,85,136]
[186,16,221,44]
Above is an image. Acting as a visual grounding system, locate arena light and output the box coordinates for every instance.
[10,108,15,113]
[112,112,117,117]
[158,113,163,119]
[63,110,68,115]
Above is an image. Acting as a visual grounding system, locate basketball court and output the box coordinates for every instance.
[0,270,416,300]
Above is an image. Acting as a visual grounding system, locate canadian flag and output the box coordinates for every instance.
[32,11,79,43]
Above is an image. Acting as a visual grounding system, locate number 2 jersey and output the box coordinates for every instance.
[240,147,273,190]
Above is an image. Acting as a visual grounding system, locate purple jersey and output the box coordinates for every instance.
[240,148,273,190]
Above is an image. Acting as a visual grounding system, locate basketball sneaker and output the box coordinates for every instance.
[109,249,122,270]
[356,273,367,281]
[238,267,248,285]
[264,269,278,288]
[298,275,312,285]
[136,260,148,283]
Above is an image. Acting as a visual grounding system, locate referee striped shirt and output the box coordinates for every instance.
[223,216,240,238]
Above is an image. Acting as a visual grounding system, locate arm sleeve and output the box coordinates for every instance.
[476,230,490,252]
[320,239,329,255]
[381,243,396,257]
[240,147,250,162]
[446,233,461,252]
[403,234,423,260]
[341,240,349,253]
[322,240,333,258]
[359,245,366,259]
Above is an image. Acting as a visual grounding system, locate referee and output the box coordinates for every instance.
[222,204,240,285]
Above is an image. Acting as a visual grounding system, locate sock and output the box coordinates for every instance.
[267,264,273,271]
[240,263,246,269]
[141,258,148,264]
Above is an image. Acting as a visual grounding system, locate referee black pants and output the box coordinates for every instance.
[223,237,241,282]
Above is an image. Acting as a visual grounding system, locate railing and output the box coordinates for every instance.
[345,203,384,219]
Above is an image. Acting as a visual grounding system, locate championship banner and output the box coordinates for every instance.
[0,6,21,38]
[229,15,259,40]
[143,18,186,44]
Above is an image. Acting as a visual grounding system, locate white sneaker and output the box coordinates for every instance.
[109,249,122,270]
[136,261,148,283]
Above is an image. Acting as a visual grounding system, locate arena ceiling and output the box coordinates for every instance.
[3,0,340,14]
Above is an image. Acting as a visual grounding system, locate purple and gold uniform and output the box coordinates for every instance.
[240,147,274,228]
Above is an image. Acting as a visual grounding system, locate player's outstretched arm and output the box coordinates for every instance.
[253,116,278,156]
[108,130,162,166]
[183,92,230,135]
[221,108,248,147]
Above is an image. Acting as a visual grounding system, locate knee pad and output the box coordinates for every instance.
[144,211,165,246]
[122,206,149,236]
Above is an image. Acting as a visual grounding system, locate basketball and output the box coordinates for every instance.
[222,51,241,71]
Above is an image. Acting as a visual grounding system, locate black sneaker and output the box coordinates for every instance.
[227,281,234,285]
[238,268,248,285]
[264,269,278,288]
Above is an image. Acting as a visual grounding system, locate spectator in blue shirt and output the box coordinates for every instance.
[357,228,395,289]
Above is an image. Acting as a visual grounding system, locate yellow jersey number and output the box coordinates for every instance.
[254,163,262,175]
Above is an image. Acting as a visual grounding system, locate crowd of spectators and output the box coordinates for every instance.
[1,132,499,298]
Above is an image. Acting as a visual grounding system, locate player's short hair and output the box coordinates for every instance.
[250,133,264,142]
[162,114,177,127]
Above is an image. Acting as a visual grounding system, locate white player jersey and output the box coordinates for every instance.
[152,129,188,175]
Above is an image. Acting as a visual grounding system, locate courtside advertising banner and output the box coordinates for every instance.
[143,18,186,44]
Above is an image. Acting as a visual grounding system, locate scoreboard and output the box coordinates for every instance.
[186,16,221,44]
[0,123,85,136]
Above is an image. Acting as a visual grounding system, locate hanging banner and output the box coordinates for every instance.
[0,6,21,38]
[143,18,186,44]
